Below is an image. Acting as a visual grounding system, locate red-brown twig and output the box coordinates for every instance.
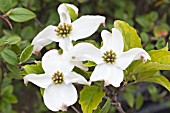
[0,15,13,29]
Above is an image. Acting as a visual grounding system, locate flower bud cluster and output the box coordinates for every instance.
[52,71,64,84]
[102,50,117,64]
[55,23,73,38]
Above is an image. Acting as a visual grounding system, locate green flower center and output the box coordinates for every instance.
[55,23,73,38]
[52,71,64,85]
[102,50,117,64]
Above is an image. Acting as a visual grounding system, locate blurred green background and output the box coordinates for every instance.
[0,0,170,113]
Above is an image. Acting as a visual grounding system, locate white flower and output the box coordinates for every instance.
[69,28,151,87]
[23,50,90,111]
[32,3,105,54]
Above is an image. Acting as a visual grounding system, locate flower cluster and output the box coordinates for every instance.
[23,3,151,112]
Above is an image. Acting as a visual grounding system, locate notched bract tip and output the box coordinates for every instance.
[24,79,29,86]
[33,50,41,56]
[100,22,106,27]
[61,104,68,111]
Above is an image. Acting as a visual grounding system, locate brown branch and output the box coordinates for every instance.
[112,102,125,113]
[111,81,127,113]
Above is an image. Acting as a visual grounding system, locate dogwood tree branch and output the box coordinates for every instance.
[111,102,125,113]
[111,81,127,113]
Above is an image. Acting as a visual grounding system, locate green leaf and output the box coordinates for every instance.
[3,94,18,104]
[0,68,2,83]
[1,101,12,113]
[20,41,32,51]
[11,0,18,7]
[84,40,100,48]
[114,20,142,51]
[135,11,158,32]
[133,62,170,74]
[6,64,19,73]
[137,71,158,80]
[7,72,23,80]
[108,106,116,113]
[149,11,158,22]
[1,49,18,66]
[1,78,11,88]
[125,85,137,92]
[1,35,9,40]
[136,15,150,30]
[23,61,44,74]
[130,49,170,74]
[78,0,89,3]
[1,85,13,95]
[155,38,166,49]
[93,107,101,113]
[137,70,170,92]
[0,38,6,46]
[161,43,169,51]
[147,49,170,64]
[135,93,143,110]
[65,4,78,21]
[101,98,111,113]
[11,44,21,55]
[6,64,22,79]
[19,70,27,76]
[139,75,170,91]
[73,66,90,78]
[147,85,157,96]
[140,32,149,43]
[40,88,44,96]
[83,61,96,67]
[154,25,169,37]
[20,45,33,63]
[79,86,105,113]
[7,35,21,45]
[147,85,158,101]
[46,10,59,25]
[0,0,12,13]
[9,8,36,22]
[74,39,100,48]
[20,26,36,40]
[145,43,155,51]
[123,92,135,108]
[0,101,3,110]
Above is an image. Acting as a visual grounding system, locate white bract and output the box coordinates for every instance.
[32,3,105,54]
[23,50,89,111]
[69,28,151,87]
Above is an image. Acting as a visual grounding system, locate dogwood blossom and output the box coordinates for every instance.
[69,28,151,87]
[32,3,105,54]
[23,50,89,111]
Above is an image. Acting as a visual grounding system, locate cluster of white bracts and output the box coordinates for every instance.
[24,3,151,112]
